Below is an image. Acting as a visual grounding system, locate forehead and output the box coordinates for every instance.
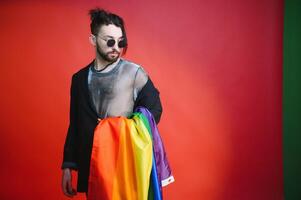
[98,24,123,38]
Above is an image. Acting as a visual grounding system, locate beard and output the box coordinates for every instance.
[96,43,120,63]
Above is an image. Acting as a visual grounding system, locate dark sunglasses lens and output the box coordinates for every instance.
[118,40,126,48]
[107,39,115,47]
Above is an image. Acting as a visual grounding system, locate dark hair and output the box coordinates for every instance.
[89,8,128,53]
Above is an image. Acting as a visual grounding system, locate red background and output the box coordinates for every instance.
[0,0,283,199]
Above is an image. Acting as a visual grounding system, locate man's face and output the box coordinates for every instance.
[95,24,124,63]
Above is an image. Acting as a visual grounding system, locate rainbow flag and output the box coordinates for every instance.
[87,108,174,200]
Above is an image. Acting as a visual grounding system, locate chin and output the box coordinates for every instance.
[108,55,120,61]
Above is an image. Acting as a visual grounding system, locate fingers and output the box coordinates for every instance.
[62,178,72,197]
[67,179,76,197]
[67,179,76,196]
[62,169,76,197]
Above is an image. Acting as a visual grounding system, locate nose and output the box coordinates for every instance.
[112,42,120,50]
[111,44,120,54]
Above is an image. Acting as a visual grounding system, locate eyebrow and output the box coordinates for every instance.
[104,35,124,39]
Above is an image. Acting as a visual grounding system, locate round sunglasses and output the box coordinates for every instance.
[97,35,127,48]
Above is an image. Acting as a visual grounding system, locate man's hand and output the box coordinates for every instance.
[62,168,77,198]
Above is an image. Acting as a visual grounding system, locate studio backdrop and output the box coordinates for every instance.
[0,0,284,199]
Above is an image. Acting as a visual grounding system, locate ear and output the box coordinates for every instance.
[89,34,96,46]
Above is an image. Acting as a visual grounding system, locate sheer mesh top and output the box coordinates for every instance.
[88,58,148,119]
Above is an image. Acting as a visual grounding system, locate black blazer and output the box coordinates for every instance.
[62,62,162,192]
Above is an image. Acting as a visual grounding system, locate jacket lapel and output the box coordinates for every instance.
[78,61,99,119]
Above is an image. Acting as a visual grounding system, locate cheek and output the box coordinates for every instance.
[96,39,107,48]
[96,42,107,51]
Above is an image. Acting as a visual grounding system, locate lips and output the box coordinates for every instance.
[109,52,119,56]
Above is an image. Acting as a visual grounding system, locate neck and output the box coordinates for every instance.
[94,55,112,71]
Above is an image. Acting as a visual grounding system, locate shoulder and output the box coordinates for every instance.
[121,59,149,81]
[72,61,94,80]
[121,58,140,68]
[121,59,146,72]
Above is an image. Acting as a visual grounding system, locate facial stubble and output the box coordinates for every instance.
[96,42,120,63]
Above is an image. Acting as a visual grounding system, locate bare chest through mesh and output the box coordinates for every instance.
[88,59,147,119]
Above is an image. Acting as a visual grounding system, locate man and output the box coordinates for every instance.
[61,8,162,197]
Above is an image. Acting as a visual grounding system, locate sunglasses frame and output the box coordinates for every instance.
[95,35,126,48]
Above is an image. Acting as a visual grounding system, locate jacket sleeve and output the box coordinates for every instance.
[61,75,79,170]
[134,78,163,124]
